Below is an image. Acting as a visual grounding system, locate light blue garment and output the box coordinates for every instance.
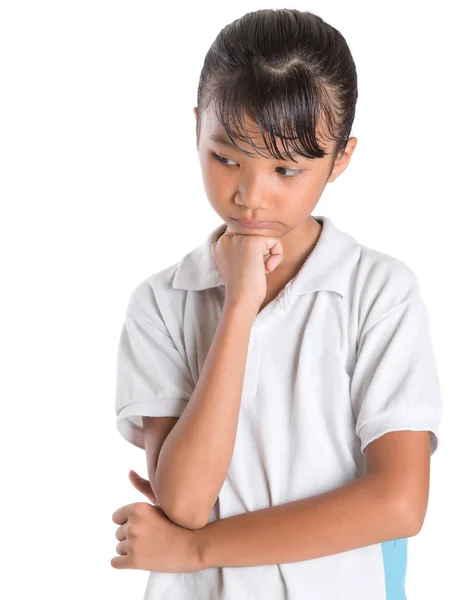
[382,538,408,599]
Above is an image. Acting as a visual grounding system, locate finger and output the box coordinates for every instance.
[129,473,157,503]
[131,473,153,492]
[265,238,283,261]
[112,504,133,525]
[116,539,130,556]
[115,523,127,542]
[264,236,283,254]
[139,487,156,504]
[110,555,131,569]
[129,470,145,484]
[265,253,283,273]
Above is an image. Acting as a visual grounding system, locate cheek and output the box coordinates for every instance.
[199,169,228,214]
[201,161,230,195]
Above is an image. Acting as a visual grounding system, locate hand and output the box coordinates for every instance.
[111,501,201,573]
[211,229,284,310]
[128,469,160,506]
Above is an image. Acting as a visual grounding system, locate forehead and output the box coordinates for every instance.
[200,104,332,159]
[202,107,270,150]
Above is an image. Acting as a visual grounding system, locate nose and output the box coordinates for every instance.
[235,174,270,211]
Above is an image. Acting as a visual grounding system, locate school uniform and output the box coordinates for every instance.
[115,215,443,600]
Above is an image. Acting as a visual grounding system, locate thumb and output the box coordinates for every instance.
[265,253,283,273]
[129,469,148,487]
[128,470,158,505]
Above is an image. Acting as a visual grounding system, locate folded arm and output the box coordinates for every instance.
[193,431,431,570]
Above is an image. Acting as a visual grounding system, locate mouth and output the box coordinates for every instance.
[234,219,278,228]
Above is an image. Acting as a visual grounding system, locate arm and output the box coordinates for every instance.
[152,301,256,529]
[193,430,430,570]
[194,473,415,570]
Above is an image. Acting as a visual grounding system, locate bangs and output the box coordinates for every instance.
[204,65,341,163]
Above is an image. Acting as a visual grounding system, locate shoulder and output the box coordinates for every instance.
[352,242,424,329]
[125,261,185,324]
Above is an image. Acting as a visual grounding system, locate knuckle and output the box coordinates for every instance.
[131,502,147,516]
[127,522,140,537]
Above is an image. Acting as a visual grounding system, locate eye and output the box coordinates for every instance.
[210,152,304,179]
[276,166,304,178]
[211,152,238,167]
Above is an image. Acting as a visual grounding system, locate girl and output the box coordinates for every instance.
[111,8,442,600]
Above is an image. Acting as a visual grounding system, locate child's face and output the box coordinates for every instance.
[194,105,357,238]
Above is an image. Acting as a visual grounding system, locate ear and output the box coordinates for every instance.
[327,137,358,183]
[194,107,200,148]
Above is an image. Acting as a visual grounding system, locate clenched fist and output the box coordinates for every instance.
[211,229,284,311]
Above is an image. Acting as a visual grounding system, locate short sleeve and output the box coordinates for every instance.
[114,312,195,450]
[351,288,443,457]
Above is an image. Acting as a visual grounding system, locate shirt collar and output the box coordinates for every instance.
[172,215,361,298]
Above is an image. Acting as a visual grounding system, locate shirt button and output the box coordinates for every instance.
[248,337,254,348]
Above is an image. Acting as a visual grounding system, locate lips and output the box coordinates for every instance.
[236,219,276,226]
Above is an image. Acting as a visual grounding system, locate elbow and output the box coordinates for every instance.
[392,493,425,538]
[405,507,425,537]
[157,489,210,529]
[161,501,210,530]
[152,471,212,529]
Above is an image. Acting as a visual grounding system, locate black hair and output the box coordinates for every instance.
[196,8,358,170]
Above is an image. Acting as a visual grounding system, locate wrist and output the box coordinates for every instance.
[223,298,258,320]
[190,526,210,572]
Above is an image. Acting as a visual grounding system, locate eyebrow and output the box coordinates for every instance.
[209,133,303,160]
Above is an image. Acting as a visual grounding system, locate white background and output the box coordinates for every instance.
[1,1,468,598]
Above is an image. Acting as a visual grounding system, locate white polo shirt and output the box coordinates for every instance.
[115,215,443,600]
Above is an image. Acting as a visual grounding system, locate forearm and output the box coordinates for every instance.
[155,301,255,528]
[194,474,417,570]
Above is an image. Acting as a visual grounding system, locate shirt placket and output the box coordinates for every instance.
[242,282,292,404]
